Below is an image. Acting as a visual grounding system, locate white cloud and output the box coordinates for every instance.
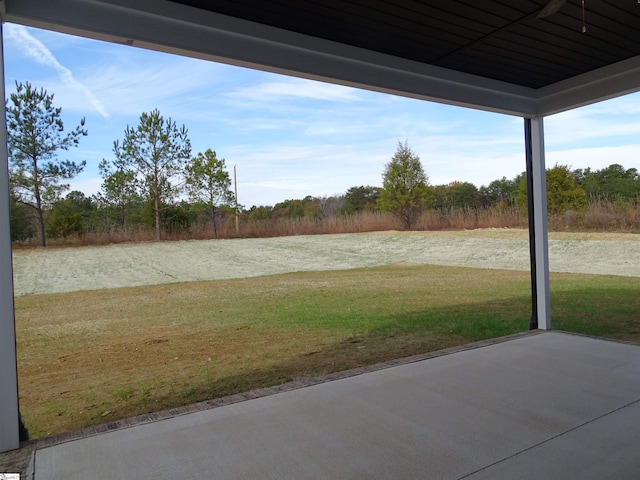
[4,24,109,119]
[6,28,234,121]
[546,145,640,171]
[545,96,640,146]
[68,175,103,197]
[581,93,640,116]
[74,59,229,119]
[17,26,639,208]
[226,78,361,102]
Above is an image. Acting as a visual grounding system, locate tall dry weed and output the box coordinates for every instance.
[17,201,639,248]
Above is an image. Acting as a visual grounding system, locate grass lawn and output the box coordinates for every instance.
[14,263,640,438]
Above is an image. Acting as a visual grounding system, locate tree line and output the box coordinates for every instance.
[8,82,234,245]
[7,83,640,245]
[348,141,640,229]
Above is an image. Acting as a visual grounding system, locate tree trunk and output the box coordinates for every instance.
[154,169,161,241]
[210,204,217,239]
[154,193,161,241]
[36,206,46,247]
[32,157,46,246]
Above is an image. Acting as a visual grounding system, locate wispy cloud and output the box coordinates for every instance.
[546,105,640,146]
[68,52,235,120]
[7,25,639,207]
[583,95,640,116]
[4,24,109,119]
[546,145,640,171]
[226,78,361,102]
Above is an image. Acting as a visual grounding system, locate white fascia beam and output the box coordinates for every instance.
[536,55,640,116]
[3,0,537,117]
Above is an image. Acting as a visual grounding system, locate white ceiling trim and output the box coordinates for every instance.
[536,55,640,116]
[2,0,639,118]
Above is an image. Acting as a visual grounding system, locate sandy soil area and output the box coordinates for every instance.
[11,229,640,296]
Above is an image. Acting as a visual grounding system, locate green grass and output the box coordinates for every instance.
[14,263,640,438]
[551,275,640,341]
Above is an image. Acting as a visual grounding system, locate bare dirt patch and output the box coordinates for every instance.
[12,229,640,296]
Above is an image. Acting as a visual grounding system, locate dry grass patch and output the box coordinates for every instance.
[388,228,640,241]
[17,264,531,437]
[15,230,640,296]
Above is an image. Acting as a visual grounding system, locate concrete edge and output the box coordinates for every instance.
[553,329,640,347]
[32,330,544,449]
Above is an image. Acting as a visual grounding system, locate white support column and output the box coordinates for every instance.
[527,117,551,330]
[0,22,21,452]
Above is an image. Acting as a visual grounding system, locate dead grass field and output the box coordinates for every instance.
[12,229,640,296]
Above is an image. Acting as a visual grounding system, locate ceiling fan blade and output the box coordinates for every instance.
[537,0,567,18]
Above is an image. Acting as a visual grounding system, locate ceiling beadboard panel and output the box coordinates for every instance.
[170,0,640,89]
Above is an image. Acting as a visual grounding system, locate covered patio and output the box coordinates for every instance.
[1,0,639,475]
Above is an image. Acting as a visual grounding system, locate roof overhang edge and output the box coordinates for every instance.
[3,0,638,118]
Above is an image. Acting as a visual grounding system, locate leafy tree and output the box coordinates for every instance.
[184,149,234,238]
[317,195,344,218]
[452,182,480,209]
[159,200,194,233]
[432,181,479,210]
[302,196,322,219]
[479,176,520,208]
[46,191,94,239]
[378,140,430,229]
[578,164,640,202]
[273,198,306,219]
[9,196,35,242]
[431,184,449,211]
[6,81,87,246]
[545,165,587,214]
[342,186,381,215]
[246,205,273,222]
[95,159,143,230]
[516,164,586,215]
[113,109,191,240]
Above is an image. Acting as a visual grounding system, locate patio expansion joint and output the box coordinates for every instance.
[455,396,640,479]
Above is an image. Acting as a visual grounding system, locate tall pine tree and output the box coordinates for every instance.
[7,81,87,246]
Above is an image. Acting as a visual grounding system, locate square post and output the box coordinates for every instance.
[0,21,21,452]
[524,117,551,330]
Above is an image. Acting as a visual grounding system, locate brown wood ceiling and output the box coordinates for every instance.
[169,0,640,89]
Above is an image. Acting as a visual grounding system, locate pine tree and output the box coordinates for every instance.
[7,81,87,246]
[378,140,430,229]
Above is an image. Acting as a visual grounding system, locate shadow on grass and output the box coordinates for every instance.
[41,281,640,437]
[95,295,532,424]
[551,285,640,343]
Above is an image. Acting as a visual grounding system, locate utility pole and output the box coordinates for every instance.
[234,165,239,233]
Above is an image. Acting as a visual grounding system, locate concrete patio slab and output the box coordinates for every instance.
[32,331,640,479]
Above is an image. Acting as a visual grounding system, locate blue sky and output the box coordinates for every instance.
[4,24,640,208]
